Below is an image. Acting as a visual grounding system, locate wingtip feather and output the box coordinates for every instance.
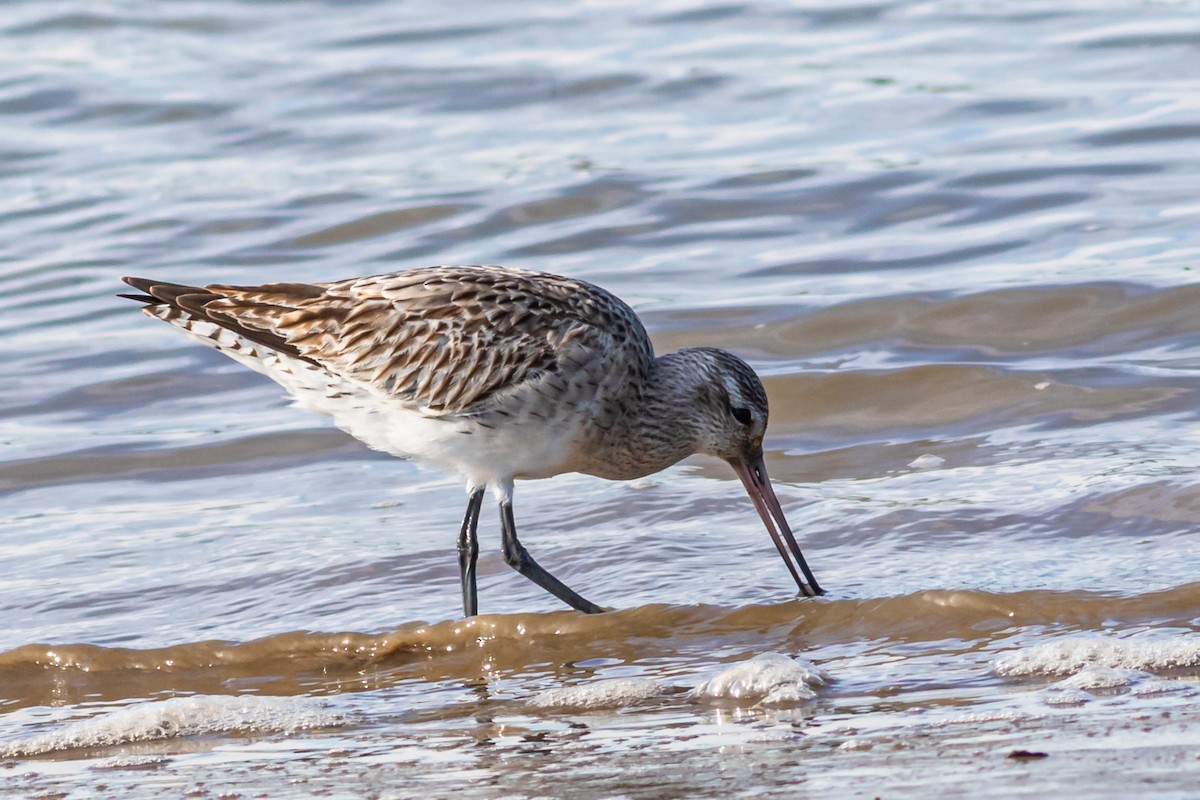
[117,292,156,304]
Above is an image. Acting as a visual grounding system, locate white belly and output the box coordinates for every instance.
[325,396,581,488]
[151,306,587,489]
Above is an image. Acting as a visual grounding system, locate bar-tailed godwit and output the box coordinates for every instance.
[120,266,823,616]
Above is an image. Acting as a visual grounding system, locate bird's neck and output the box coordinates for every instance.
[575,351,707,481]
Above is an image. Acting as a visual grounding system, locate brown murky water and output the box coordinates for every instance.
[3,1,1200,797]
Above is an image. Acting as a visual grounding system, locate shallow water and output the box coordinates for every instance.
[3,0,1200,796]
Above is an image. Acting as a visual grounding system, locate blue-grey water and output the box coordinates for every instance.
[3,1,1200,797]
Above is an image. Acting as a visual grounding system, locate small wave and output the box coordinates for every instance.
[4,586,1200,713]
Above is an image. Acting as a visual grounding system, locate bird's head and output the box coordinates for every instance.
[681,347,824,598]
[684,347,771,463]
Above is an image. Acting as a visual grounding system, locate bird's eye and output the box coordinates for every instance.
[731,406,753,425]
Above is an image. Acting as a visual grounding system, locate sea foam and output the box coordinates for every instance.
[691,653,829,707]
[994,635,1200,677]
[994,635,1200,705]
[1,694,341,758]
[529,678,663,710]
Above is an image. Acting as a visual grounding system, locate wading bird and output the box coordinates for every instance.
[120,266,823,616]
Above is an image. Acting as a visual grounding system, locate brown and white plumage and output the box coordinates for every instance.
[120,265,823,615]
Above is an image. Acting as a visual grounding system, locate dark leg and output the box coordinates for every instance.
[457,488,486,617]
[498,500,606,614]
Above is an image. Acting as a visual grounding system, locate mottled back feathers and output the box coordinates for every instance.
[122,266,654,418]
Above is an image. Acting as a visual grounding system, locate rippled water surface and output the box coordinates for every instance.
[4,1,1200,796]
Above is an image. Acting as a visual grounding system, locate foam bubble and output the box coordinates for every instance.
[837,738,873,751]
[1132,679,1192,697]
[529,678,662,710]
[1042,689,1092,706]
[1,695,342,758]
[1036,664,1155,705]
[929,709,1039,726]
[994,635,1200,677]
[1053,664,1150,691]
[908,454,945,470]
[691,653,828,707]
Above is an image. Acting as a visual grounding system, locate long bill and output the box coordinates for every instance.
[730,453,824,597]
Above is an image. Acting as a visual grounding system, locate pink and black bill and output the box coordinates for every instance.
[730,453,824,597]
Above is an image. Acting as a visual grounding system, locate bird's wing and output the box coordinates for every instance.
[123,266,652,416]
